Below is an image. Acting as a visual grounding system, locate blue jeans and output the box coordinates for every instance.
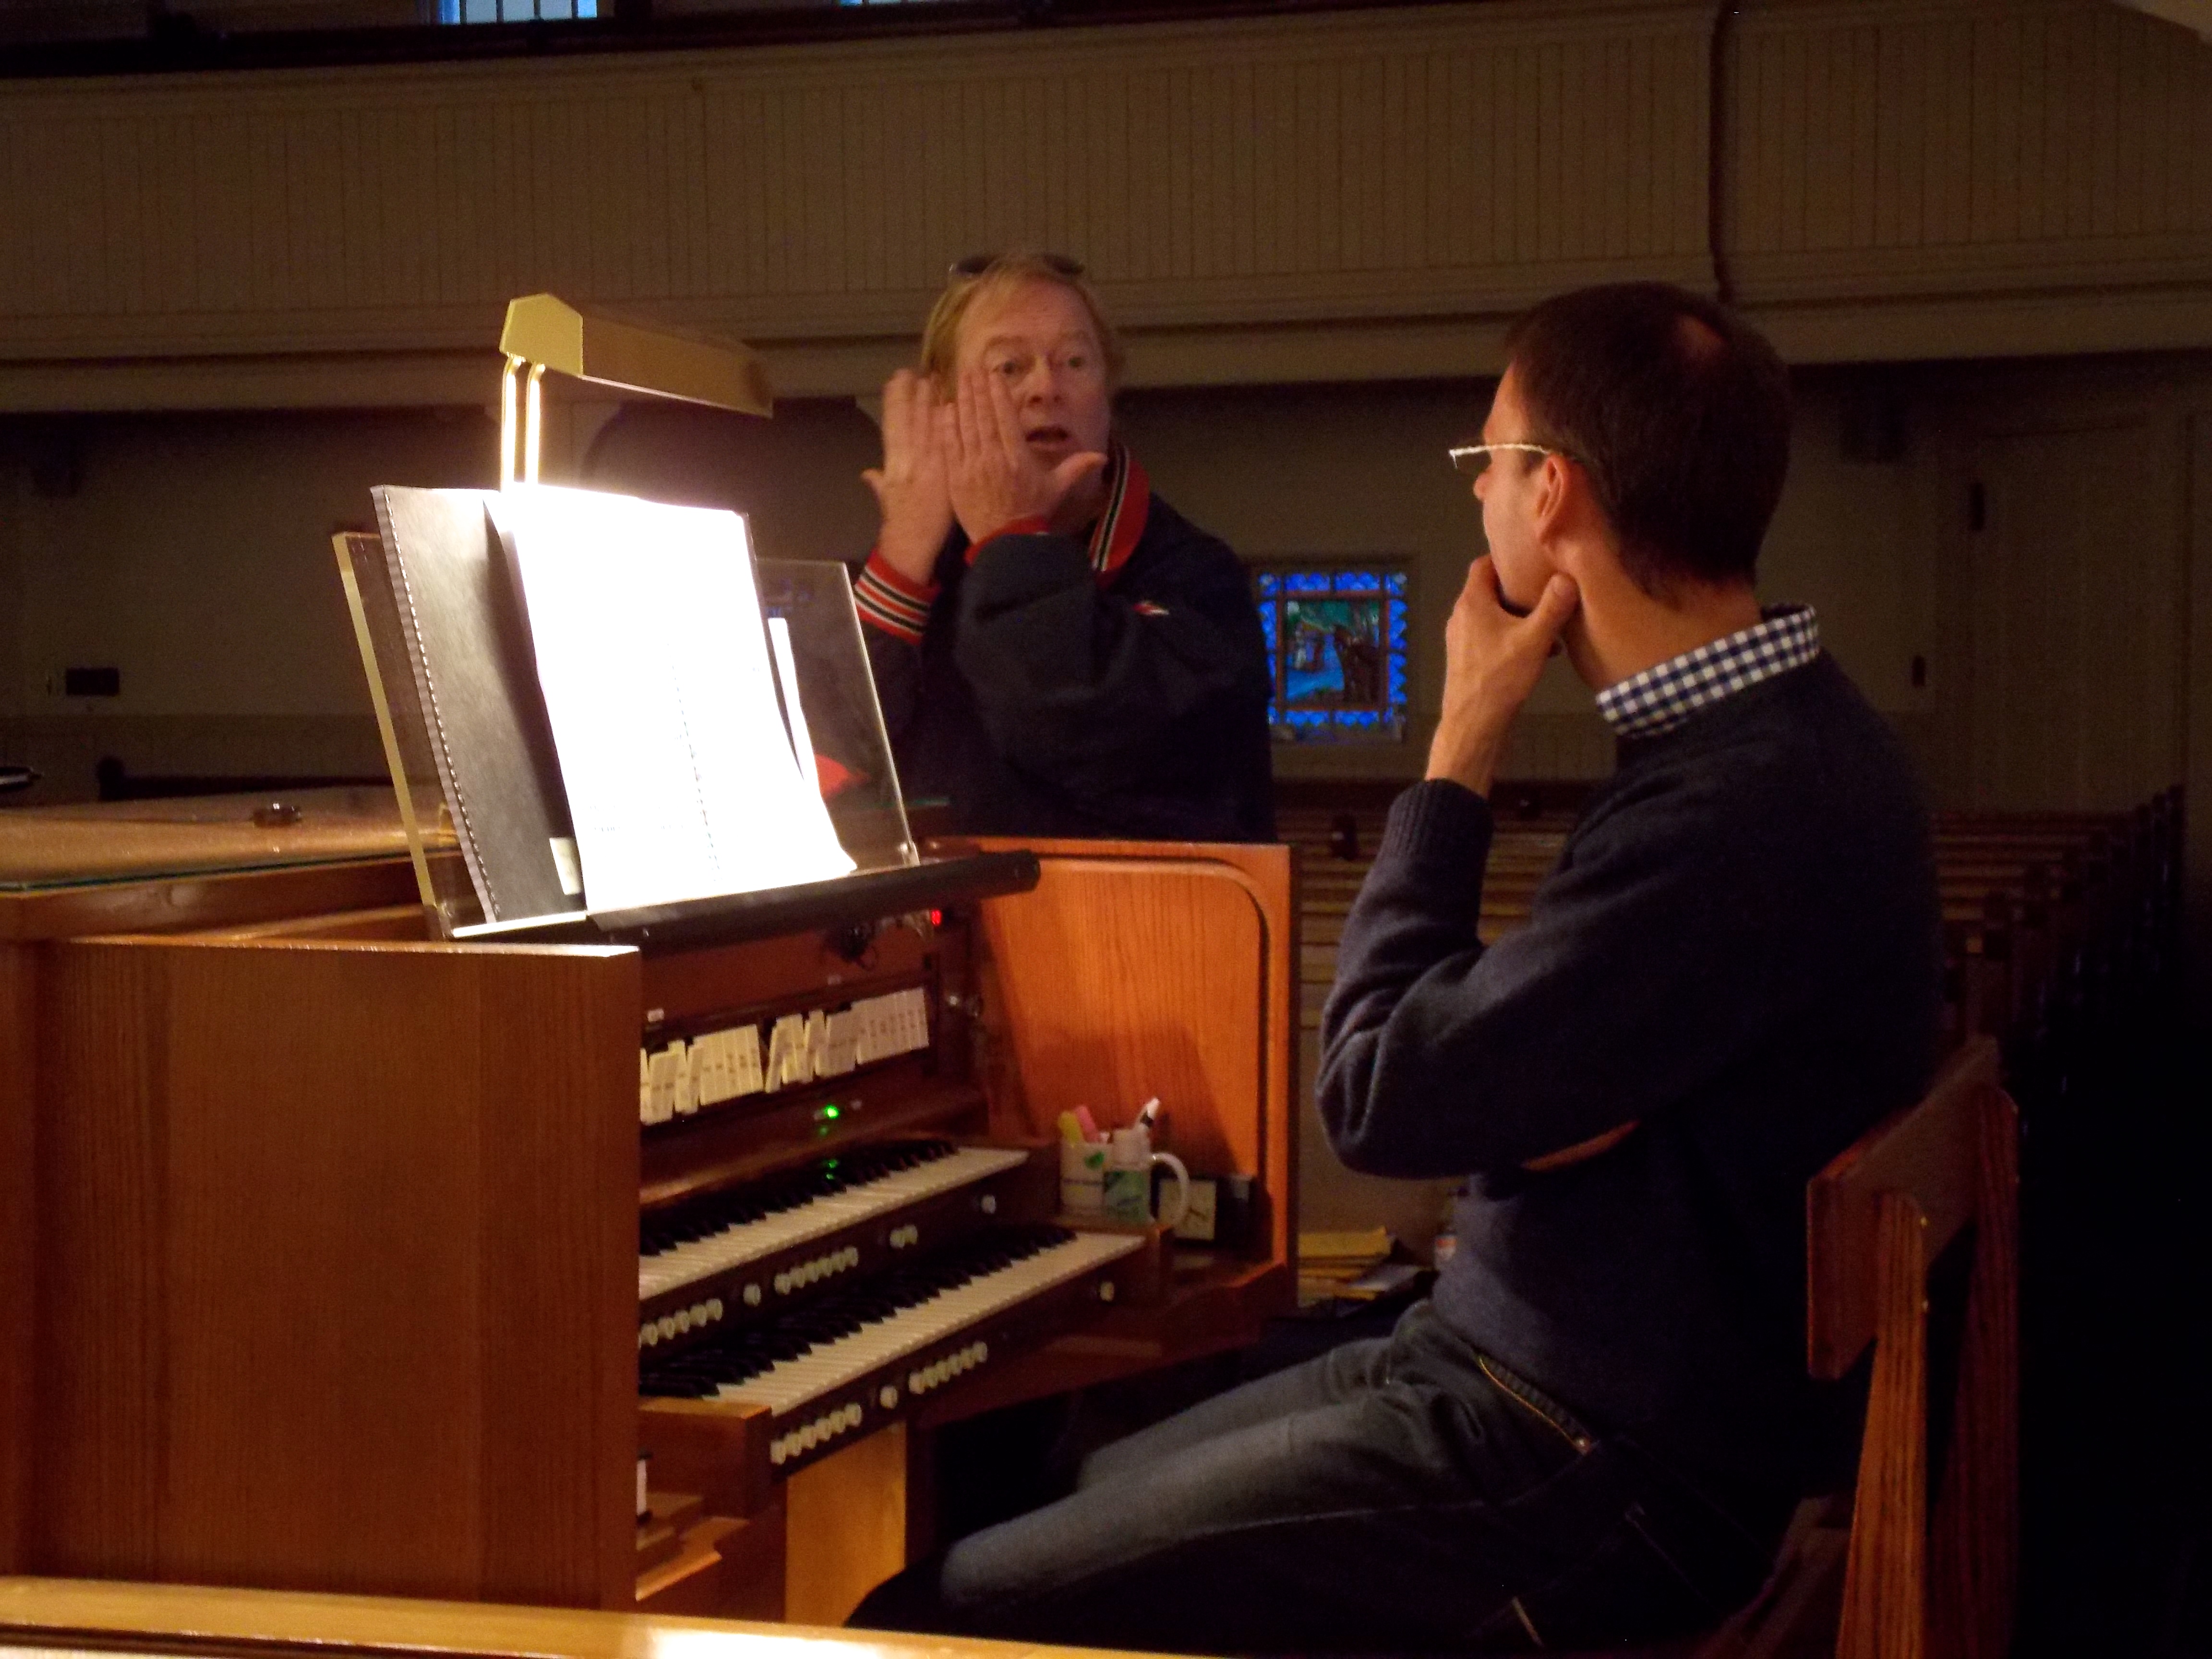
[851,1302,1791,1653]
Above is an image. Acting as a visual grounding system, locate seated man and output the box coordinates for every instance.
[851,283,1942,1653]
[854,252,1273,840]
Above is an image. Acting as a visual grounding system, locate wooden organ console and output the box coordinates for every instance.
[0,795,1294,1627]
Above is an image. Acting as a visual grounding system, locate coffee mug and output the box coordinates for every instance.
[1059,1139,1108,1215]
[1101,1128,1190,1228]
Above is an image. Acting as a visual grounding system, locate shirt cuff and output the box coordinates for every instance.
[964,517,1053,564]
[854,549,938,645]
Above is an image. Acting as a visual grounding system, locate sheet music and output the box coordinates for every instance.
[487,484,854,913]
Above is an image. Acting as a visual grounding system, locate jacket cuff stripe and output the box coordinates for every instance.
[855,557,935,644]
[863,549,938,602]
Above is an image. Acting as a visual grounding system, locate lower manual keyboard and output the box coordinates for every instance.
[638,1140,1037,1352]
[640,1224,1144,1480]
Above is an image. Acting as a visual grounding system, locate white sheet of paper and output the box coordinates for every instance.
[488,484,854,913]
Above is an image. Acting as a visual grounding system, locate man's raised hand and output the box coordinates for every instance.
[1426,557,1579,799]
[939,365,1107,545]
[862,368,954,586]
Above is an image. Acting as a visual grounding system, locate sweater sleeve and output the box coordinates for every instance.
[1317,777,1800,1178]
[950,525,1271,804]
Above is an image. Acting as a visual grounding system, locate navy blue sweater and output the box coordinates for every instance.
[1318,654,1941,1492]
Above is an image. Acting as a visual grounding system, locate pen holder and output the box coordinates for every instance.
[1101,1128,1190,1229]
[1059,1139,1108,1215]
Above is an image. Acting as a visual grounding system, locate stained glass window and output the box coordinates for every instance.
[440,1,597,20]
[1251,564,1410,744]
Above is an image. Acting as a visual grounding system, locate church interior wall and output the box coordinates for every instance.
[4,354,2207,817]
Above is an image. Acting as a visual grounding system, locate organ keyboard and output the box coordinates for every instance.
[637,1140,1038,1348]
[643,1225,1146,1481]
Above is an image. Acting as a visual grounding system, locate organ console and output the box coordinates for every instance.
[0,792,1295,1627]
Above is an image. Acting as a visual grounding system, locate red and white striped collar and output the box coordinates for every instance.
[1085,441,1151,581]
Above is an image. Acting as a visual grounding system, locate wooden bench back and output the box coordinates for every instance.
[1806,1036,2019,1659]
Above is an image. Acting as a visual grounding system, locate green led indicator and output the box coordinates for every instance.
[822,1104,842,1121]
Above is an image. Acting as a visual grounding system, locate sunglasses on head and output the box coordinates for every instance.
[947,252,1088,281]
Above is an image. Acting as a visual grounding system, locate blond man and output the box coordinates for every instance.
[853,253,1272,840]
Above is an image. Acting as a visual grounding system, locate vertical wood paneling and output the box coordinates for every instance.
[9,1,2196,369]
[1729,0,2212,302]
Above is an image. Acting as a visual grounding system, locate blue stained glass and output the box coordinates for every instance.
[1256,562,1410,744]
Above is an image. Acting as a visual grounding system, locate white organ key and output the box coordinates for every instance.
[637,1145,1033,1300]
[639,1050,652,1123]
[712,1231,1142,1416]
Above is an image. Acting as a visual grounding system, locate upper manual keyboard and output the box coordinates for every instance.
[638,1139,1033,1306]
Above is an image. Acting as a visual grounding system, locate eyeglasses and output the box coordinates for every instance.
[1449,442,1573,476]
[947,252,1087,281]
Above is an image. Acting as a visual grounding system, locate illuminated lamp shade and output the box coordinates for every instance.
[494,293,775,488]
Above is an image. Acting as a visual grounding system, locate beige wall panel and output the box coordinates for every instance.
[0,4,1714,371]
[1957,418,2187,810]
[1725,0,2212,303]
[1,373,1965,804]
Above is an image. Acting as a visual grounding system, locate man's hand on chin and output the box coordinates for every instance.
[1426,558,1579,799]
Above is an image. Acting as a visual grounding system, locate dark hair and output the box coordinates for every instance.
[1502,282,1791,596]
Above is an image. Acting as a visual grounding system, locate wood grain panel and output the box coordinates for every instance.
[0,1570,1122,1659]
[968,840,1294,1264]
[1806,1036,2000,1381]
[0,943,34,1574]
[30,938,640,1609]
[0,4,1713,365]
[781,1424,905,1629]
[6,0,2204,407]
[1726,0,2212,302]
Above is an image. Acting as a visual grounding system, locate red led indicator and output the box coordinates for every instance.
[929,910,943,927]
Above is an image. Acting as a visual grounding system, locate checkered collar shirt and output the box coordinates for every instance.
[1596,604,1823,740]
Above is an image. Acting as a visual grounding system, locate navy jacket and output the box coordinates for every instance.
[856,448,1274,842]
